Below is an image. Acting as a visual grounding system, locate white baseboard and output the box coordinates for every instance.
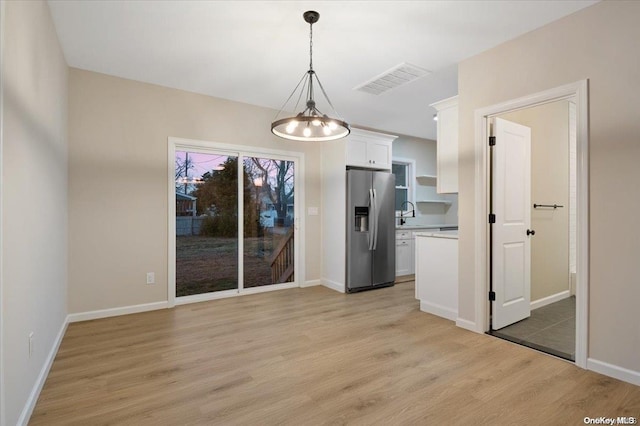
[419,300,457,321]
[301,279,321,288]
[531,290,570,311]
[67,301,168,323]
[321,279,345,293]
[456,317,480,333]
[587,358,640,387]
[17,317,68,426]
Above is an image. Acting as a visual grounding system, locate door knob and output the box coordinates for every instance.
[526,229,536,236]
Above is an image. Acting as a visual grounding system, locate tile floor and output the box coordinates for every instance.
[492,296,576,360]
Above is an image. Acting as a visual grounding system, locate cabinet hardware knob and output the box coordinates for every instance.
[526,229,536,236]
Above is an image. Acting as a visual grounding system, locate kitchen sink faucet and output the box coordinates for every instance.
[398,201,416,226]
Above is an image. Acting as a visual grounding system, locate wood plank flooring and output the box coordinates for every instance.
[31,283,640,425]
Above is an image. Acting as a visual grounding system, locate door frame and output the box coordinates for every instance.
[0,1,5,421]
[167,137,305,308]
[472,80,589,368]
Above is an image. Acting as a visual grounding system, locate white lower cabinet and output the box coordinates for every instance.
[415,233,458,320]
[395,230,414,276]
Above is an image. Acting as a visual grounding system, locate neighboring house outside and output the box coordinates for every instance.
[176,192,197,217]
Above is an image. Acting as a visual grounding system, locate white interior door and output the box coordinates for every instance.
[492,118,532,330]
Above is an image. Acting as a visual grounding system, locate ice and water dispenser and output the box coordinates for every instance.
[354,206,369,232]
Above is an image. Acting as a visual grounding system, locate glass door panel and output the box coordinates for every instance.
[243,157,295,288]
[175,151,238,296]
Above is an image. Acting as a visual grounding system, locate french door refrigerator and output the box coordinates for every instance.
[346,169,396,293]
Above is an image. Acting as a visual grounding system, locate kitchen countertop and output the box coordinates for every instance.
[414,230,459,239]
[395,224,456,230]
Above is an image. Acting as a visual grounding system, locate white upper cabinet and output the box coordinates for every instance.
[346,128,396,170]
[430,96,458,193]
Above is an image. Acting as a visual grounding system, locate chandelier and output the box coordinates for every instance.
[271,11,350,142]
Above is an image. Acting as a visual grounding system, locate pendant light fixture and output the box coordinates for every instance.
[271,11,350,142]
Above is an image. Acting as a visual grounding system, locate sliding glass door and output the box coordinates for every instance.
[243,157,295,288]
[172,144,297,301]
[175,151,238,296]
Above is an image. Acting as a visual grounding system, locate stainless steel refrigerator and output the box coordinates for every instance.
[346,169,396,293]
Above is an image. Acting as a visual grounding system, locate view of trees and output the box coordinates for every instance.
[192,157,260,238]
[174,153,294,236]
[244,157,295,225]
[175,152,295,296]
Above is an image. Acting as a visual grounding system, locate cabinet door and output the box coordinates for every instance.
[437,104,458,193]
[432,96,458,194]
[346,129,396,170]
[346,139,368,168]
[396,239,412,276]
[367,141,392,170]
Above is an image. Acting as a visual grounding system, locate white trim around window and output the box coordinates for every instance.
[392,157,416,213]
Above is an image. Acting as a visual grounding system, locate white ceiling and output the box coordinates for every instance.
[48,1,598,140]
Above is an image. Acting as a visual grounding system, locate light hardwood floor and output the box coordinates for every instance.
[31,283,640,425]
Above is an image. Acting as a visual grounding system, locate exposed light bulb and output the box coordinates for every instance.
[303,127,312,137]
[286,120,299,134]
[323,126,332,136]
[312,119,321,126]
[328,121,337,130]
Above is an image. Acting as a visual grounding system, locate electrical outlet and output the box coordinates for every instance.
[29,332,34,358]
[146,272,155,285]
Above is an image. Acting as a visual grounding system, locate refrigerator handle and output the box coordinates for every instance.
[373,188,379,250]
[369,189,376,250]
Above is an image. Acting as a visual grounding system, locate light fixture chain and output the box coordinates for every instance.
[309,21,313,70]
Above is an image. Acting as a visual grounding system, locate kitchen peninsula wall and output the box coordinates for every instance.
[393,135,458,227]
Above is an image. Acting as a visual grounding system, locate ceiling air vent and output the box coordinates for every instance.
[354,63,430,95]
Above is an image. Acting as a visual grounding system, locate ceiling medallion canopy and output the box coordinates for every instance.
[271,11,350,142]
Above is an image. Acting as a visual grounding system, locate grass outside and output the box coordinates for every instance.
[176,230,291,297]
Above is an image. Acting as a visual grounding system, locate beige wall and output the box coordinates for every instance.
[1,1,68,424]
[68,69,323,313]
[499,101,570,302]
[458,1,640,372]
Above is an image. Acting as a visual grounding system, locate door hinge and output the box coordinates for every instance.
[488,213,496,224]
[489,136,496,146]
[489,291,496,301]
